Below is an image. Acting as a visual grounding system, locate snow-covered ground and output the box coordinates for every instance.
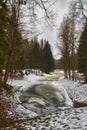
[5,107,87,130]
[8,74,44,90]
[58,78,87,102]
[7,72,87,129]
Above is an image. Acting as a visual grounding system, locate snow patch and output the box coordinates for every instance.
[28,97,45,106]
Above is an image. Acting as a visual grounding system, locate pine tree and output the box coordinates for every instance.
[43,40,55,74]
[17,39,29,69]
[28,38,41,70]
[78,18,87,83]
[39,39,44,71]
[32,37,41,69]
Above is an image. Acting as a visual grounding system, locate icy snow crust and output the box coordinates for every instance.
[8,73,87,129]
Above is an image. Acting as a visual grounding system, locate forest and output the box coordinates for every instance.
[0,0,87,84]
[0,0,87,129]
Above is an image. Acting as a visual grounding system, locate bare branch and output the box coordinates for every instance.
[40,0,48,18]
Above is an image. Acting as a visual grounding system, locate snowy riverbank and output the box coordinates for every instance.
[4,72,87,129]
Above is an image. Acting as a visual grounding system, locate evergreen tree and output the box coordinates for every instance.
[28,40,35,69]
[78,18,87,83]
[28,38,42,70]
[39,39,44,71]
[43,40,55,73]
[32,37,41,69]
[17,39,29,69]
[0,1,10,80]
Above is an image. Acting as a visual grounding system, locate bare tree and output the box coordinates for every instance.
[58,2,78,79]
[68,2,78,80]
[77,0,87,19]
[58,17,71,78]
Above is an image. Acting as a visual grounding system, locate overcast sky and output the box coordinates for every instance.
[21,0,72,59]
[38,0,72,58]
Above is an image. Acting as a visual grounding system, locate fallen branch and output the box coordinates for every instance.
[73,100,87,108]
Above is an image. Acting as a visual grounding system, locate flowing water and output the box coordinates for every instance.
[19,83,73,115]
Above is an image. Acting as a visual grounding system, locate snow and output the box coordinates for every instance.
[51,82,73,107]
[7,72,87,129]
[8,73,87,109]
[5,107,87,129]
[8,73,73,117]
[28,97,45,106]
[7,74,48,118]
[8,74,44,91]
[15,104,37,118]
[58,78,87,102]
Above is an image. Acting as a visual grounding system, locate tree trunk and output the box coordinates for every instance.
[64,69,68,78]
[68,69,71,79]
[4,63,10,84]
[85,58,87,83]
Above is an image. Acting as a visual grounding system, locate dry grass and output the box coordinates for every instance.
[46,73,64,81]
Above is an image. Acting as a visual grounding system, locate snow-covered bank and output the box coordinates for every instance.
[8,74,44,90]
[58,78,87,102]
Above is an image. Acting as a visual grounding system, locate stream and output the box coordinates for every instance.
[19,82,73,115]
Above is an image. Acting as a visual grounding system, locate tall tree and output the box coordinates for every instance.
[0,1,10,80]
[17,39,29,69]
[68,2,78,80]
[78,18,87,83]
[3,0,22,83]
[59,17,71,78]
[58,2,78,79]
[39,39,44,71]
[43,40,55,73]
[32,37,41,69]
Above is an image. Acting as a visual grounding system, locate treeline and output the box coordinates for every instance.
[19,38,55,74]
